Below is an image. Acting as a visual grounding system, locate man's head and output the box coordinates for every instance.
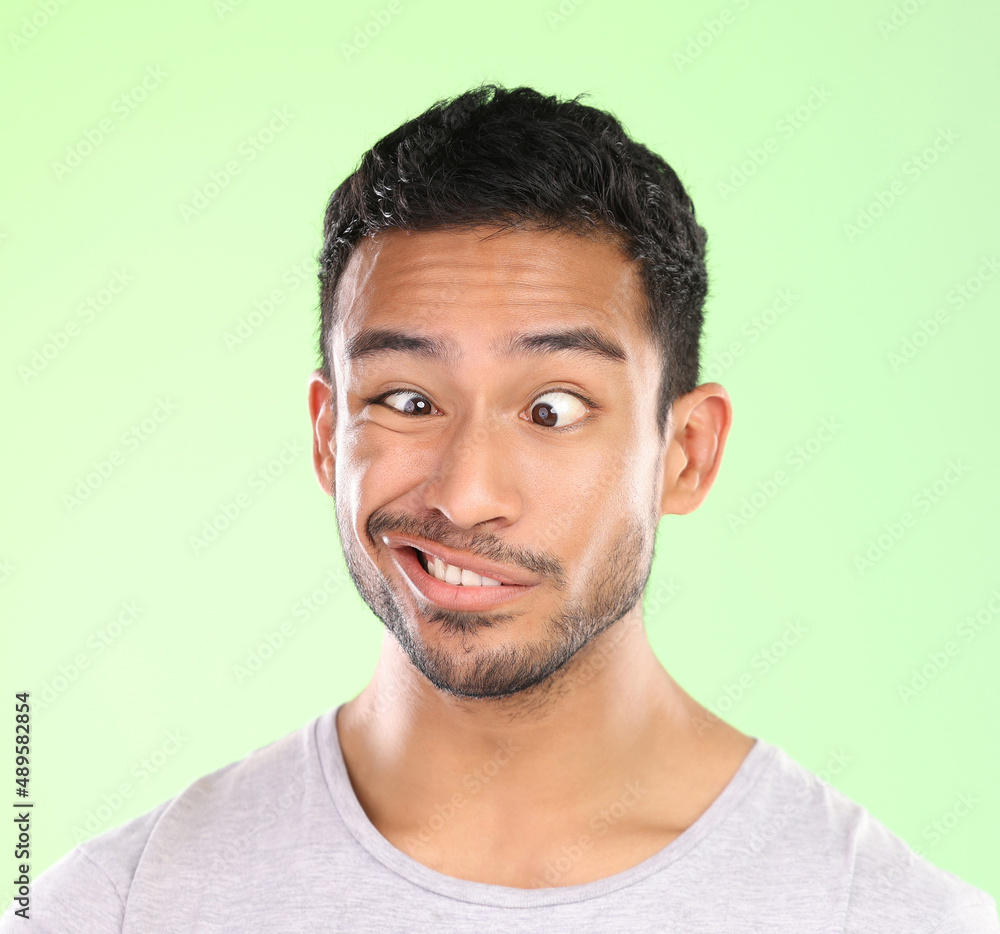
[308,85,730,705]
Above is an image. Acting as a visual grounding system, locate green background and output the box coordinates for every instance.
[2,0,998,907]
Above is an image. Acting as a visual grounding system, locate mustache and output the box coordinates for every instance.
[367,508,566,584]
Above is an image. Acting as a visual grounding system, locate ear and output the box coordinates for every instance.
[659,382,732,516]
[307,370,336,496]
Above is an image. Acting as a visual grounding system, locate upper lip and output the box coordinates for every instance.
[382,533,540,586]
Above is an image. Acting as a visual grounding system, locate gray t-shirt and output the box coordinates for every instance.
[3,703,996,932]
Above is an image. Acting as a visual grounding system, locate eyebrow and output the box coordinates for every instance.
[345,329,458,365]
[345,326,628,366]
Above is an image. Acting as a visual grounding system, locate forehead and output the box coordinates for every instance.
[330,225,651,356]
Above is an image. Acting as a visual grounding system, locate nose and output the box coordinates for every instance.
[420,411,523,530]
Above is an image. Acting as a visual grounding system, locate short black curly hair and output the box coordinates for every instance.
[317,83,708,436]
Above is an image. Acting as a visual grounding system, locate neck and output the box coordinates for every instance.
[336,608,751,855]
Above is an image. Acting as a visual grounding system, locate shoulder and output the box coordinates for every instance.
[0,715,320,932]
[744,741,998,933]
[0,801,169,933]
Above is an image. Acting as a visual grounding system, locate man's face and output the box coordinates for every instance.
[317,225,671,700]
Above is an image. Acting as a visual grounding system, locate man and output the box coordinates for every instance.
[4,84,996,932]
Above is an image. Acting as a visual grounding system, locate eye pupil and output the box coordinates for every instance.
[405,398,429,415]
[533,402,558,427]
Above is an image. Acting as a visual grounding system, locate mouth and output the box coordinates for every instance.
[413,546,506,587]
[386,542,538,612]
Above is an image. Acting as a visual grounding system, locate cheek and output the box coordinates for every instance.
[549,443,654,569]
[336,422,437,517]
[335,426,396,512]
[529,447,622,557]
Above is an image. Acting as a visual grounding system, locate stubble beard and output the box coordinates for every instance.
[334,496,658,707]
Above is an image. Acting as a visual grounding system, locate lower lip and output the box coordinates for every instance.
[390,546,536,611]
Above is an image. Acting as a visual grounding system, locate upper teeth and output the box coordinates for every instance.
[420,550,503,587]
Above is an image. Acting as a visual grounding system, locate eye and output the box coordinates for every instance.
[379,390,436,416]
[529,391,588,428]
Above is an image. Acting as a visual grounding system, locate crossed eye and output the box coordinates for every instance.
[528,391,587,428]
[380,389,588,428]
